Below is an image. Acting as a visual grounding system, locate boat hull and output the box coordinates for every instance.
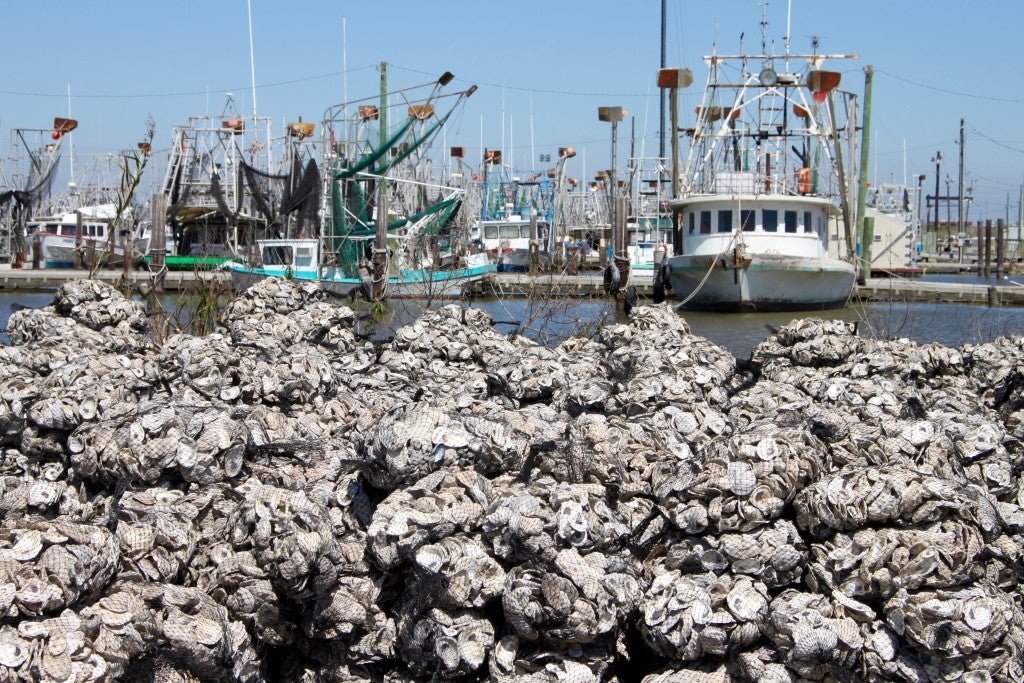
[225,262,495,300]
[667,253,855,311]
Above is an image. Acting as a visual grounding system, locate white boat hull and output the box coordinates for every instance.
[667,252,855,311]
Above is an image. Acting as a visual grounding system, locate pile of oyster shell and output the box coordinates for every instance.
[1,277,1023,682]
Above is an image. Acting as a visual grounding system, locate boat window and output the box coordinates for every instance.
[784,211,798,233]
[873,234,882,242]
[741,209,755,232]
[762,210,778,232]
[499,224,520,239]
[484,225,499,240]
[803,211,812,233]
[699,211,712,234]
[688,212,695,235]
[717,210,733,233]
[520,226,531,239]
[45,224,59,235]
[262,245,293,265]
[294,246,314,267]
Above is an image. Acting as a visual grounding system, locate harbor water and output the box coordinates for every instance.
[3,276,1024,358]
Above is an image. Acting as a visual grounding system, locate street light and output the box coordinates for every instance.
[598,106,626,263]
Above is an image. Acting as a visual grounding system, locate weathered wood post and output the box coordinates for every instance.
[73,211,83,268]
[528,210,539,276]
[150,194,167,292]
[984,220,993,278]
[977,226,984,277]
[996,218,1006,279]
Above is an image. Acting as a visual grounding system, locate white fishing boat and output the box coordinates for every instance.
[28,204,116,268]
[467,147,575,272]
[664,11,861,311]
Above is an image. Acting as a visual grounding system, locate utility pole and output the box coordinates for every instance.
[932,151,943,245]
[659,0,667,159]
[958,118,965,239]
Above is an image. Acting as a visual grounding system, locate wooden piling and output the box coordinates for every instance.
[984,220,993,278]
[150,194,167,292]
[996,218,1006,279]
[73,211,83,268]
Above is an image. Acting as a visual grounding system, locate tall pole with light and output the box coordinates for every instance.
[657,68,693,254]
[598,106,626,267]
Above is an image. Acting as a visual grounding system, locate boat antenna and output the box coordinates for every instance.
[785,0,792,68]
[247,0,258,120]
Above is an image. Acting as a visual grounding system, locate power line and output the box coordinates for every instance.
[876,69,1024,104]
[387,64,658,99]
[972,129,1024,155]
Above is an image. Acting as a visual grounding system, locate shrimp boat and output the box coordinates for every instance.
[224,63,494,300]
[665,14,861,311]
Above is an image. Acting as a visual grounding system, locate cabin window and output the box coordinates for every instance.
[699,211,712,234]
[45,224,59,235]
[741,209,755,232]
[762,210,778,232]
[688,212,695,235]
[294,246,315,268]
[484,225,499,240]
[499,224,520,239]
[784,211,798,233]
[873,234,882,242]
[803,211,812,233]
[262,245,293,266]
[717,210,733,233]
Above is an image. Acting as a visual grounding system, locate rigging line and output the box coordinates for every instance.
[971,129,1024,155]
[385,63,656,98]
[0,65,379,99]
[875,69,1024,104]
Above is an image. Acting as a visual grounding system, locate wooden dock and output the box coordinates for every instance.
[0,266,226,293]
[3,266,1024,308]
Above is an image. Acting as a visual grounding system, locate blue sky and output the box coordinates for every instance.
[2,0,1022,222]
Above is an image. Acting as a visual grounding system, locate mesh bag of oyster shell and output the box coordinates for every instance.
[502,548,639,648]
[885,584,1024,680]
[805,520,987,601]
[115,488,200,583]
[224,480,341,602]
[395,606,495,678]
[651,420,826,535]
[368,468,491,570]
[794,464,1001,541]
[766,589,863,680]
[222,276,328,317]
[488,635,616,682]
[52,280,150,333]
[650,519,808,590]
[360,403,529,489]
[68,397,248,486]
[639,569,769,662]
[0,519,120,618]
